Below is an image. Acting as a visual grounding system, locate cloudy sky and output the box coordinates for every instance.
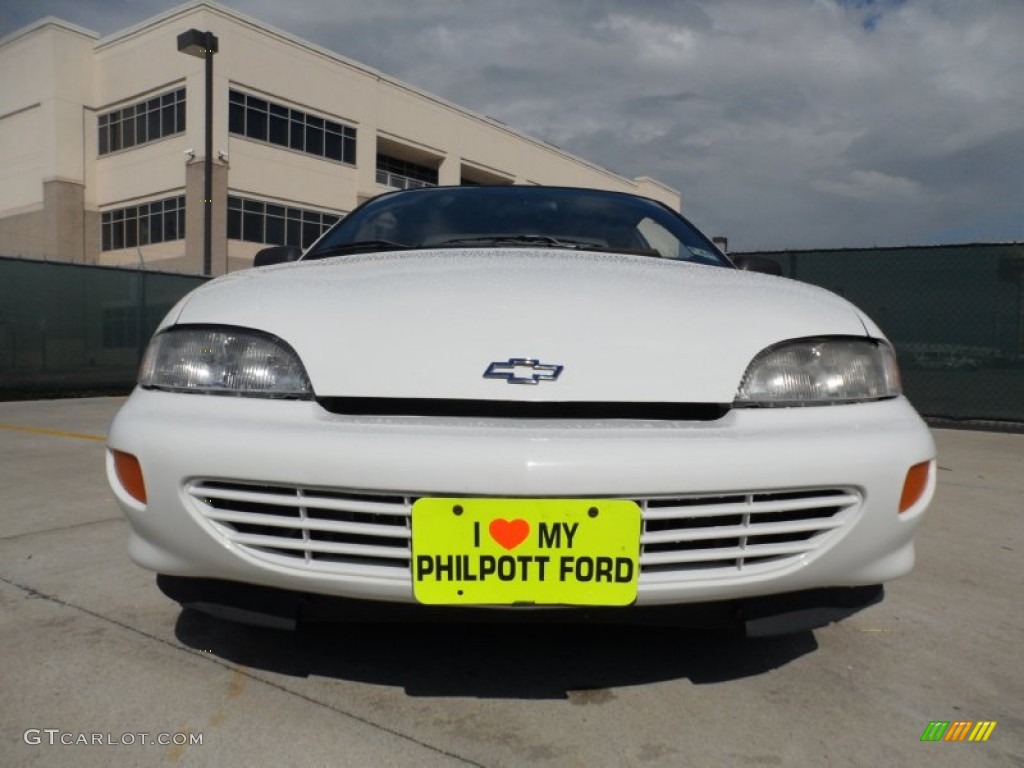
[3,0,1021,251]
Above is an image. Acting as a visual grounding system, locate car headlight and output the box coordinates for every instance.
[734,338,900,406]
[139,326,312,398]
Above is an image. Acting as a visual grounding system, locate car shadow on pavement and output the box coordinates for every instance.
[174,609,818,699]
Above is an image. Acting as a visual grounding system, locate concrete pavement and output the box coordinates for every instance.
[1,397,1021,767]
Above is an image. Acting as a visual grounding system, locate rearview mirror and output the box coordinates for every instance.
[254,245,302,267]
[731,254,783,276]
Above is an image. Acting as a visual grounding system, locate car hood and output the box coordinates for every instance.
[169,249,872,403]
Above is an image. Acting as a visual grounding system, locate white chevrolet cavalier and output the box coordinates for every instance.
[107,186,935,635]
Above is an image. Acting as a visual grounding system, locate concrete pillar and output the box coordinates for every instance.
[438,153,461,186]
[185,158,228,275]
[42,179,86,261]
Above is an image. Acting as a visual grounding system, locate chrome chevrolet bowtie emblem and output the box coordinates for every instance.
[483,358,564,385]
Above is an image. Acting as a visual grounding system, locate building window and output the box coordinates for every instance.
[227,196,341,249]
[98,88,185,155]
[101,196,185,251]
[229,90,356,165]
[376,154,438,189]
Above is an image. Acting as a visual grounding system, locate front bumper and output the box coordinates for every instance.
[107,390,935,610]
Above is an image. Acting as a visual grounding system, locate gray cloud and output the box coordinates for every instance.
[3,0,1021,250]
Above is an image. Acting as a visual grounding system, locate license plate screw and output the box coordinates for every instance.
[588,506,599,518]
[453,504,464,515]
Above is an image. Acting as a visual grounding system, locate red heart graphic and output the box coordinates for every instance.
[489,518,531,550]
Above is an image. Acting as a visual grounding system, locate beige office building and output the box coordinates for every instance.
[0,1,680,275]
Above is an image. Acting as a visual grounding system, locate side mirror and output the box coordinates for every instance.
[731,254,783,276]
[254,245,302,267]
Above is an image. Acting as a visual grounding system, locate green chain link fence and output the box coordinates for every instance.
[0,256,207,397]
[735,244,1024,425]
[2,246,1023,425]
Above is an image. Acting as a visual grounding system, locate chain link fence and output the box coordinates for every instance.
[0,256,207,397]
[735,244,1024,426]
[3,247,1023,425]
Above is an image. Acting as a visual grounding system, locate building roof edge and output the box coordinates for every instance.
[0,16,99,48]
[89,1,672,195]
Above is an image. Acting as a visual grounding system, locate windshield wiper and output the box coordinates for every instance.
[435,235,663,258]
[434,235,600,249]
[307,239,411,258]
[310,236,663,260]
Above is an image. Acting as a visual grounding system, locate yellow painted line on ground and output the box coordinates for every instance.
[0,423,107,443]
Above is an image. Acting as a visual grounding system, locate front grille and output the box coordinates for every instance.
[638,489,860,576]
[186,482,860,580]
[187,481,412,572]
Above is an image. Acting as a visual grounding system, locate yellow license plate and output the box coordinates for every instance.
[411,498,641,606]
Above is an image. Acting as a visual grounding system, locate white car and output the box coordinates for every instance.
[107,186,935,635]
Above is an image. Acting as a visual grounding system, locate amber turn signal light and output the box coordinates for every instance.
[899,461,930,513]
[112,450,147,504]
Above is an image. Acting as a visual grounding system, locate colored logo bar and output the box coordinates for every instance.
[921,721,997,742]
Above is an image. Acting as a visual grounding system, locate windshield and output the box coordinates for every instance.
[304,186,728,266]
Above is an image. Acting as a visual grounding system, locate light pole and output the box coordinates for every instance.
[177,29,219,276]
